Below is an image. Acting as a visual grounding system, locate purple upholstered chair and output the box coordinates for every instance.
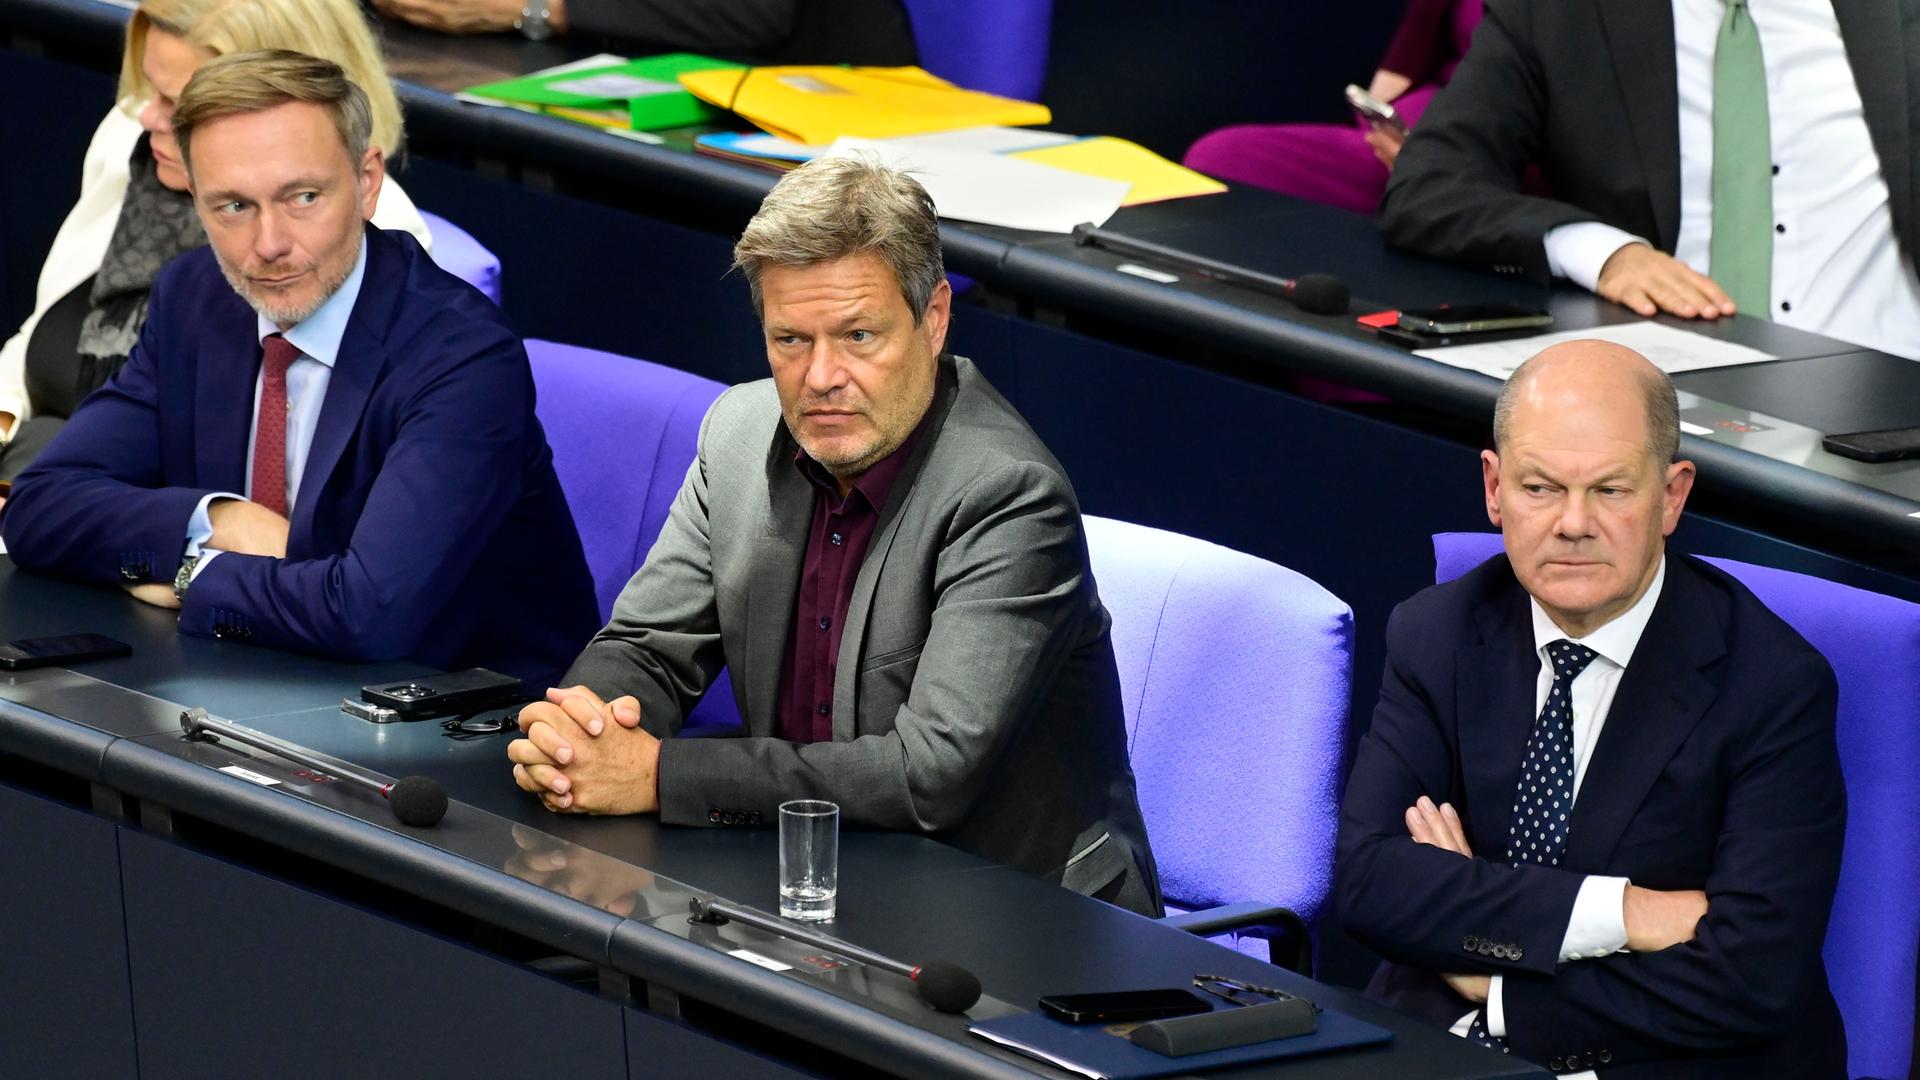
[1084,516,1354,969]
[898,0,1053,101]
[526,340,740,731]
[1434,532,1920,1080]
[419,209,503,305]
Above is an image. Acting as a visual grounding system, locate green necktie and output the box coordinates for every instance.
[1710,0,1773,317]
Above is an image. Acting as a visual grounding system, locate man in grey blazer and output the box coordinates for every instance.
[507,158,1161,915]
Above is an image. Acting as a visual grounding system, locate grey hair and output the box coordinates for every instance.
[1493,350,1680,464]
[732,156,945,323]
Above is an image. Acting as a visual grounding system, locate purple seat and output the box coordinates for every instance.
[419,209,503,305]
[526,340,739,730]
[1085,516,1353,966]
[899,0,1053,101]
[1434,533,1920,1080]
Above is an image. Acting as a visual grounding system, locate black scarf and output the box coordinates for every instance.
[76,132,205,398]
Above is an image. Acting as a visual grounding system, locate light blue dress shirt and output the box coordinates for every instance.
[186,241,368,577]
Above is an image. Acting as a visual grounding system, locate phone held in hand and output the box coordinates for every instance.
[1345,83,1408,137]
[1037,988,1213,1024]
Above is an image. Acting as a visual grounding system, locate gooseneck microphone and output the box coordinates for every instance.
[1071,222,1351,315]
[690,895,982,1014]
[179,708,448,827]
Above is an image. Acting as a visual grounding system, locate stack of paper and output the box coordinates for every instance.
[465,53,741,132]
[826,136,1130,233]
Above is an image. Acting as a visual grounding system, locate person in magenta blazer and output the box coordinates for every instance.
[2,51,598,686]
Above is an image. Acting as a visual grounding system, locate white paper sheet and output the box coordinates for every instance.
[879,126,1078,155]
[826,137,1127,233]
[1415,320,1778,379]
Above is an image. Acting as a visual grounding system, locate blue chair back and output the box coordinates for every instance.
[418,210,503,305]
[1085,515,1353,957]
[1434,532,1920,1080]
[527,340,739,730]
[898,0,1054,101]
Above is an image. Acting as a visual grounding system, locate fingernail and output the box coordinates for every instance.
[1442,803,1458,818]
[554,777,569,794]
[1418,795,1434,811]
[588,718,603,736]
[557,746,572,764]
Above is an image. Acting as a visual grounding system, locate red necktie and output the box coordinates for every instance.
[250,333,299,516]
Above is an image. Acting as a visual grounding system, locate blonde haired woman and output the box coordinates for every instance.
[0,0,430,479]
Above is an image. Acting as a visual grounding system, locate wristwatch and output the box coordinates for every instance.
[514,4,554,40]
[174,553,201,601]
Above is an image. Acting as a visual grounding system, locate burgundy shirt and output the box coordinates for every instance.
[774,419,929,743]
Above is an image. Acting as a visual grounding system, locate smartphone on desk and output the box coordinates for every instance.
[1822,426,1920,463]
[361,667,523,716]
[1038,988,1213,1024]
[1399,302,1553,335]
[1345,83,1408,137]
[0,633,132,670]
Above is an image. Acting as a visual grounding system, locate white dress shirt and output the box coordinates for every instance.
[1544,0,1920,360]
[185,240,369,576]
[1450,558,1669,1075]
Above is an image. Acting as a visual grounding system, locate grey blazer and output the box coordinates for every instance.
[565,355,1161,915]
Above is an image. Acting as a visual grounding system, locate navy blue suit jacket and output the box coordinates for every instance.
[1336,552,1846,1077]
[3,226,599,686]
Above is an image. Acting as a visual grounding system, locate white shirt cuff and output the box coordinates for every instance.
[186,492,244,559]
[1560,875,1632,961]
[1485,975,1506,1038]
[189,549,223,581]
[1543,222,1648,291]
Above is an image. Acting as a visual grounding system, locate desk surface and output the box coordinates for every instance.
[0,559,1544,1080]
[6,0,1920,570]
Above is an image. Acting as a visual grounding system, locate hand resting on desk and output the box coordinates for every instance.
[510,685,659,814]
[1596,243,1738,322]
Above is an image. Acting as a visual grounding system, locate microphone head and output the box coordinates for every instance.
[388,775,448,827]
[912,960,982,1014]
[1289,273,1350,315]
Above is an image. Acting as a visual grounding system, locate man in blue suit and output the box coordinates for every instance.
[1336,341,1846,1077]
[2,50,598,685]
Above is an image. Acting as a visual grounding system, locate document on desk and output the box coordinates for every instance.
[826,137,1128,232]
[1416,320,1778,378]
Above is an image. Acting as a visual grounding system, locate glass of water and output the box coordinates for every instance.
[779,799,839,921]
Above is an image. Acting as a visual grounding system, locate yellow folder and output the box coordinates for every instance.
[1013,137,1228,206]
[679,65,1051,146]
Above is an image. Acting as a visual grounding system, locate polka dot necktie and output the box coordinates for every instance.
[250,333,298,517]
[1465,639,1599,1054]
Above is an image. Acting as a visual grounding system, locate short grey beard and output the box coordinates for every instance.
[216,228,362,329]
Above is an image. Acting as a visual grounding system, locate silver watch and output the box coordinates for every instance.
[514,4,554,40]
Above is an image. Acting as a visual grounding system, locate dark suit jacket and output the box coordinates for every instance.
[1336,553,1846,1077]
[562,0,915,66]
[564,355,1162,916]
[1379,0,1920,285]
[2,226,600,687]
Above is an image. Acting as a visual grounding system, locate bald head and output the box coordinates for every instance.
[1493,340,1679,466]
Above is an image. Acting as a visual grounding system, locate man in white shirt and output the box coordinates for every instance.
[1379,0,1920,359]
[1335,340,1847,1076]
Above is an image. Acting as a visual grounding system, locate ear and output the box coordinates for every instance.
[920,277,953,357]
[356,146,385,222]
[1480,449,1503,528]
[1660,458,1695,536]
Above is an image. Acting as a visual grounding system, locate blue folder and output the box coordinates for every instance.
[970,1007,1393,1079]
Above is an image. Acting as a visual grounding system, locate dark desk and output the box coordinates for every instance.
[0,558,1545,1080]
[6,0,1919,992]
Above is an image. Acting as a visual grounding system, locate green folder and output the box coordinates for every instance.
[465,53,744,132]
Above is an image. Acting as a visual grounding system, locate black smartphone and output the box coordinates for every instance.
[1822,427,1920,464]
[1037,988,1213,1024]
[0,633,133,670]
[361,668,523,716]
[1344,83,1408,137]
[1398,302,1554,335]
